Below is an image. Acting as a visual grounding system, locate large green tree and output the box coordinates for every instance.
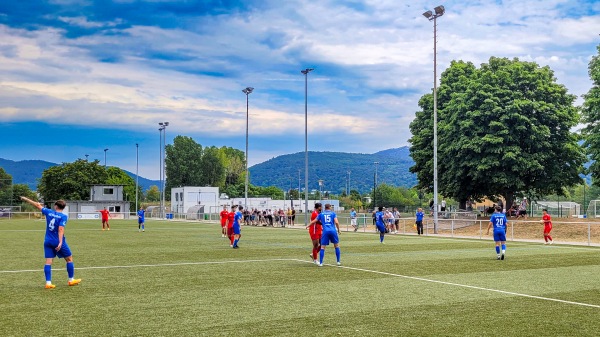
[38,159,108,201]
[0,167,13,205]
[201,146,226,187]
[165,136,204,193]
[582,44,600,185]
[409,57,585,208]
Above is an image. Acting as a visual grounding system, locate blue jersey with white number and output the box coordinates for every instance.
[316,210,337,231]
[234,211,243,227]
[42,207,68,246]
[416,211,424,221]
[137,209,145,222]
[375,211,385,226]
[490,212,507,232]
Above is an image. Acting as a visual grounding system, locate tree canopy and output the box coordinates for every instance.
[38,159,108,201]
[581,44,600,186]
[409,57,585,208]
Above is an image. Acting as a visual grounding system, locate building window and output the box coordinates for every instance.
[103,188,114,195]
[175,193,179,201]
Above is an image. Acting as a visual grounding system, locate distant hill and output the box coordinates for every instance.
[0,158,160,191]
[248,147,416,194]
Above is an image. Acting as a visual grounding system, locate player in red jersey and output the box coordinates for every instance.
[306,203,322,264]
[227,205,237,247]
[219,205,229,238]
[541,208,553,244]
[96,207,111,231]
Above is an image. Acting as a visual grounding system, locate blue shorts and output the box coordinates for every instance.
[320,230,339,246]
[233,224,241,235]
[376,224,386,234]
[44,241,72,259]
[138,219,144,224]
[493,231,506,242]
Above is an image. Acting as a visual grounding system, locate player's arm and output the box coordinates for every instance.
[20,196,43,211]
[307,217,318,228]
[486,221,493,235]
[56,225,65,251]
[335,218,340,234]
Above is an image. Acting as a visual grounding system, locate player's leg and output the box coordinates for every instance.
[63,255,81,286]
[500,240,506,260]
[311,238,319,262]
[332,236,341,265]
[319,234,330,266]
[44,255,55,289]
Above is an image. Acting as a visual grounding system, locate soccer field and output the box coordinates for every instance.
[1,220,600,336]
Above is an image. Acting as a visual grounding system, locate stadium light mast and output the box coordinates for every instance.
[85,154,89,161]
[374,162,379,208]
[347,170,351,196]
[298,169,301,206]
[302,68,314,226]
[103,148,109,167]
[159,122,169,218]
[135,143,139,213]
[423,5,445,234]
[158,125,164,218]
[242,87,254,211]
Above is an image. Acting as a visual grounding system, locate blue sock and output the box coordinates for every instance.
[335,247,341,263]
[233,239,239,247]
[319,249,325,264]
[142,224,144,230]
[66,262,74,279]
[380,234,384,242]
[44,264,52,282]
[495,246,500,254]
[501,244,506,251]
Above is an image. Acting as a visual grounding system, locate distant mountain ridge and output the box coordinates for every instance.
[0,158,160,190]
[248,147,416,194]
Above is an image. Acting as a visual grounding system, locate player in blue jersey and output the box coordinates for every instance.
[375,206,386,243]
[21,196,82,289]
[137,206,145,232]
[350,207,358,232]
[415,207,425,235]
[308,203,341,266]
[232,206,243,248]
[486,206,508,260]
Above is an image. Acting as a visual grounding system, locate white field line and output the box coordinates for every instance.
[0,258,297,274]
[292,259,600,309]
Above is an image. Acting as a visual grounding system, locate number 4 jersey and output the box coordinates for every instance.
[42,207,68,246]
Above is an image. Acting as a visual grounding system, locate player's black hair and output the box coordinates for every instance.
[542,208,548,212]
[495,206,502,212]
[324,203,331,209]
[378,206,383,211]
[314,202,322,209]
[239,206,244,211]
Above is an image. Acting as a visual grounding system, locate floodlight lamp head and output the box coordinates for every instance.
[104,148,108,152]
[434,5,445,15]
[422,10,432,18]
[243,87,254,94]
[301,68,314,74]
[164,122,169,126]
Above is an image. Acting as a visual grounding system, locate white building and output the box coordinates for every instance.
[171,186,220,216]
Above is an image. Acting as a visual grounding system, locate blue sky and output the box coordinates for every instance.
[0,0,599,180]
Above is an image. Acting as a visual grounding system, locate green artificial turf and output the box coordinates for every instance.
[1,219,599,336]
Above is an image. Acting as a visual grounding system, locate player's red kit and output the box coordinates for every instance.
[227,211,235,245]
[99,209,110,221]
[308,210,322,241]
[542,213,553,243]
[220,210,229,228]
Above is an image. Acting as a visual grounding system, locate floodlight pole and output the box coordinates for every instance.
[104,148,108,167]
[158,126,164,218]
[374,162,379,208]
[424,5,445,234]
[347,170,351,196]
[135,143,139,213]
[302,68,314,225]
[242,87,254,211]
[159,122,169,218]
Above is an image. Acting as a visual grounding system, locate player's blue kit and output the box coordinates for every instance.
[375,211,386,233]
[233,211,242,235]
[416,211,424,221]
[317,210,339,245]
[350,210,356,218]
[42,207,71,259]
[490,213,508,242]
[137,209,145,223]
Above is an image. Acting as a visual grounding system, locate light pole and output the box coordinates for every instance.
[318,180,324,204]
[135,143,139,213]
[103,148,108,167]
[158,125,164,218]
[302,68,314,225]
[159,122,169,218]
[423,5,445,233]
[85,154,89,161]
[298,169,301,207]
[242,87,254,211]
[347,170,351,196]
[374,162,379,208]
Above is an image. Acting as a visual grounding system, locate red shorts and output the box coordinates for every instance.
[220,222,227,228]
[227,227,234,237]
[544,225,552,234]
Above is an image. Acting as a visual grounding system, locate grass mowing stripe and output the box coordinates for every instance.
[293,259,600,309]
[0,258,297,273]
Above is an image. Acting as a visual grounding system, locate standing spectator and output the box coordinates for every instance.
[498,199,505,214]
[429,199,434,215]
[441,200,447,212]
[393,207,401,233]
[350,207,358,232]
[517,198,528,219]
[291,208,296,226]
[466,199,473,212]
[415,207,424,235]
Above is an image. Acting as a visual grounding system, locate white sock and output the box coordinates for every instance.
[501,250,505,254]
[46,281,52,285]
[69,278,74,282]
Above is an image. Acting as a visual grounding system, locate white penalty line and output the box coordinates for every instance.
[0,258,297,274]
[291,259,600,309]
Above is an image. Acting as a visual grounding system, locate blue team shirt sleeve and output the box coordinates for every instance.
[41,207,50,216]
